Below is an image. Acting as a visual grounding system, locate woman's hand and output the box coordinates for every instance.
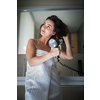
[63,33,69,40]
[49,47,60,57]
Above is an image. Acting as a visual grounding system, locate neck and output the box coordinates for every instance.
[39,36,50,45]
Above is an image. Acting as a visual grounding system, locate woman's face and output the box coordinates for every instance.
[41,19,56,37]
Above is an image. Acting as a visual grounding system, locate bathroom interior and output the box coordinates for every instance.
[17,0,84,100]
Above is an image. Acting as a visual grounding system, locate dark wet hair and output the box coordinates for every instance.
[40,15,69,39]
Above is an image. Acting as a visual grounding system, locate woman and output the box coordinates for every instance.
[25,15,73,100]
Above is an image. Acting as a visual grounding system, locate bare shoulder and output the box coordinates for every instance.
[26,39,38,59]
[27,38,37,46]
[26,39,35,50]
[28,38,35,43]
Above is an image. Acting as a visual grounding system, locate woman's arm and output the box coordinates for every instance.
[59,34,73,60]
[26,39,60,67]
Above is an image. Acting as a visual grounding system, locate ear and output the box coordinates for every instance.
[52,32,56,36]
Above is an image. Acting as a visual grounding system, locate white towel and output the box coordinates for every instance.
[25,49,62,100]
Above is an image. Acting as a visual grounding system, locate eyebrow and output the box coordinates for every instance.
[44,22,52,27]
[47,24,52,27]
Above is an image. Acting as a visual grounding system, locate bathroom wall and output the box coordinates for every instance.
[78,22,84,53]
[62,86,84,100]
[55,53,84,76]
[17,54,27,76]
[17,86,25,100]
[17,12,35,54]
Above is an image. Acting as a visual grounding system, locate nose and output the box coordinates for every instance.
[42,24,46,29]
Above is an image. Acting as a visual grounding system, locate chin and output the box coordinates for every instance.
[41,32,43,36]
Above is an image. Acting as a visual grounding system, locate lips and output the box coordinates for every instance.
[42,30,45,33]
